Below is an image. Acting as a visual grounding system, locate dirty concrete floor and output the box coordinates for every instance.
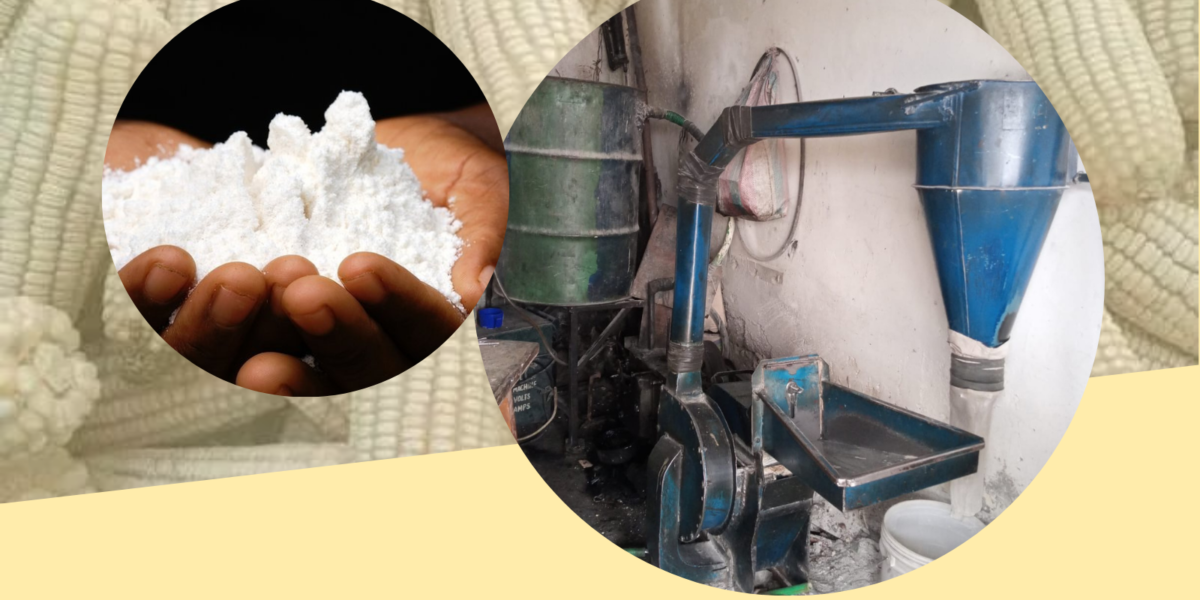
[519,402,648,550]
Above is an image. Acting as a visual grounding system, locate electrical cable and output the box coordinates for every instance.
[711,217,736,268]
[736,47,806,263]
[515,388,558,443]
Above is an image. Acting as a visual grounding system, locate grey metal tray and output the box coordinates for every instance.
[708,355,984,511]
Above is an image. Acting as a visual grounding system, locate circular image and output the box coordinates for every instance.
[477,0,1103,594]
[102,0,508,395]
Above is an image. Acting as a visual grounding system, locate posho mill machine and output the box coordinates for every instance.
[494,76,1075,592]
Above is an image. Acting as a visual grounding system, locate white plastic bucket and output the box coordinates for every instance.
[879,500,985,581]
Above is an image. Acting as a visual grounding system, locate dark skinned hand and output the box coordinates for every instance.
[104,105,508,395]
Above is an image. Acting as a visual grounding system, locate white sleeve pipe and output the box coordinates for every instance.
[946,331,1007,517]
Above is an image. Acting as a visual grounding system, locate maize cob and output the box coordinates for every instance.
[349,324,513,461]
[84,443,356,491]
[188,407,291,446]
[277,406,334,444]
[287,397,350,442]
[1111,311,1196,369]
[101,262,151,348]
[373,0,434,31]
[0,447,94,502]
[85,338,184,391]
[1129,0,1198,126]
[143,0,169,14]
[70,241,109,345]
[0,0,30,48]
[88,263,185,385]
[1098,194,1199,356]
[0,0,173,321]
[1096,145,1198,358]
[160,1,432,39]
[974,0,1186,206]
[0,296,101,461]
[159,0,235,30]
[349,360,428,462]
[428,0,594,129]
[68,363,288,454]
[586,0,635,22]
[1090,309,1148,376]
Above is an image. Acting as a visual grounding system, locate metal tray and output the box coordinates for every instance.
[708,355,984,511]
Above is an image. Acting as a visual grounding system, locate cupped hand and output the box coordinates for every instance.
[116,245,269,380]
[105,105,508,393]
[236,251,467,395]
[373,107,508,311]
[108,123,272,381]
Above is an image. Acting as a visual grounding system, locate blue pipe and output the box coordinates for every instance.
[668,198,712,394]
[667,86,959,389]
[667,107,756,395]
[747,85,954,138]
[667,80,1073,387]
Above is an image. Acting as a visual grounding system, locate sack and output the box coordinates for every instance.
[716,48,791,221]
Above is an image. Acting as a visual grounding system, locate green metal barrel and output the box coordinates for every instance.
[499,77,644,305]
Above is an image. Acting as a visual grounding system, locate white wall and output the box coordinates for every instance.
[551,21,634,85]
[634,0,1104,519]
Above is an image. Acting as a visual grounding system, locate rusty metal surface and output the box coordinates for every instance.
[479,340,540,401]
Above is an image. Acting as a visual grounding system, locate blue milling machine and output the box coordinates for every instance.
[488,76,1076,593]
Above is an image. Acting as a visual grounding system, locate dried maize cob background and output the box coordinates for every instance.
[0,0,1194,503]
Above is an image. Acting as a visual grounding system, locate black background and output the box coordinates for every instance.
[118,0,485,146]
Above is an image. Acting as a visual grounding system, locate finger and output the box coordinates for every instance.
[339,252,464,363]
[236,352,337,397]
[162,262,268,380]
[281,275,410,392]
[237,255,320,361]
[116,245,196,331]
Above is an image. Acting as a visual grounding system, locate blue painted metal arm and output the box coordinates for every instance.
[747,88,954,138]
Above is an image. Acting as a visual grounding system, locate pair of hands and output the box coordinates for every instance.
[106,106,507,396]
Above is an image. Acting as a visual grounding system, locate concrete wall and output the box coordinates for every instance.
[629,0,1103,519]
[552,19,633,85]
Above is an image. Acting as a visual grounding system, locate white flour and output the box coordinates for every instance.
[102,91,464,310]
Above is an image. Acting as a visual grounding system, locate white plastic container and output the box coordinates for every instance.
[879,500,985,581]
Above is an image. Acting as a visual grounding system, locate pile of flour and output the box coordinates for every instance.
[102,91,464,309]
